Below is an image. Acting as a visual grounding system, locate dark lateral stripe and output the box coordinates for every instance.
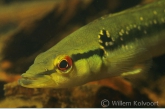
[37,49,104,75]
[37,69,55,75]
[103,20,165,51]
[71,21,165,62]
[71,48,104,62]
[38,49,104,75]
[107,21,165,51]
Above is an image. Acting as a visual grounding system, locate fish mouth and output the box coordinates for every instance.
[18,74,55,88]
[19,76,36,86]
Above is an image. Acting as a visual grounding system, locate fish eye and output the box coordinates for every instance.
[57,56,72,72]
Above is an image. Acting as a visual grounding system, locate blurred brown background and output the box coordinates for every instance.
[0,0,164,108]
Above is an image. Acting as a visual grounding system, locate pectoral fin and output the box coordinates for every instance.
[121,59,152,88]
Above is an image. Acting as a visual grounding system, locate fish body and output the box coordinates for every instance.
[19,0,165,88]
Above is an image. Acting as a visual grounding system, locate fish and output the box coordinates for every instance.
[19,0,165,88]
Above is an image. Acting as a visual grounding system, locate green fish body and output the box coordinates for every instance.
[19,0,165,88]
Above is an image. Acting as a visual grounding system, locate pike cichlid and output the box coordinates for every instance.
[19,0,165,88]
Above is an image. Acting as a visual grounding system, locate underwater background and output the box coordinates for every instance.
[0,0,164,107]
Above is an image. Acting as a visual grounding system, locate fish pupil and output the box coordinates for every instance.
[59,60,68,69]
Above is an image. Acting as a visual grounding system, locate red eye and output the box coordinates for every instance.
[57,56,72,71]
